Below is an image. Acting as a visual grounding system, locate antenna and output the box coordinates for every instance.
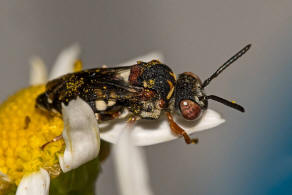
[202,44,251,88]
[206,95,245,112]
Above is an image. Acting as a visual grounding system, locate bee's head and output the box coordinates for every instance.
[174,44,251,121]
[174,72,207,120]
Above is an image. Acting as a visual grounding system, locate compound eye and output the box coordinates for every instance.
[179,100,202,120]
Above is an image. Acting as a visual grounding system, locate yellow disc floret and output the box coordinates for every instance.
[0,85,64,185]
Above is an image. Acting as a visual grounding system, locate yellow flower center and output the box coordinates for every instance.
[0,85,64,185]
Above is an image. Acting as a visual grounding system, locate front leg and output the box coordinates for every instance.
[166,112,199,144]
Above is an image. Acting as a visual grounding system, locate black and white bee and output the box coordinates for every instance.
[37,44,250,145]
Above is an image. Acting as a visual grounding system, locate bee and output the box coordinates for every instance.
[37,44,250,145]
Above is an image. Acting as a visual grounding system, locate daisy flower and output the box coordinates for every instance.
[0,45,100,195]
[0,45,224,195]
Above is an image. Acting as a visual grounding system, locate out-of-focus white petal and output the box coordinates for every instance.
[114,128,153,195]
[100,109,225,146]
[117,51,165,67]
[29,56,47,85]
[58,97,100,173]
[16,169,50,195]
[49,44,80,80]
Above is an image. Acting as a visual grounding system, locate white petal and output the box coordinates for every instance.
[100,109,225,146]
[49,44,80,80]
[113,128,154,195]
[58,97,100,173]
[29,56,48,85]
[16,169,50,195]
[117,51,165,67]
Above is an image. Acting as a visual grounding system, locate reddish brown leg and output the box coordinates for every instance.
[127,115,137,128]
[97,112,122,122]
[40,135,63,150]
[166,112,198,144]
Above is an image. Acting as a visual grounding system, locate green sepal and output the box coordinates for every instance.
[49,141,111,195]
[49,157,100,195]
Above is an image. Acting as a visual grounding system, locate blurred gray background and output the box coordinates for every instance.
[1,1,292,195]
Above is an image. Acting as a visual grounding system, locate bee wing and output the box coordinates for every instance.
[38,66,142,112]
[46,66,133,93]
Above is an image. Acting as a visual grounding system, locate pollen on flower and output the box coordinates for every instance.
[0,85,64,185]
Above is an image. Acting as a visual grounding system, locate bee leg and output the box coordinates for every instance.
[127,115,137,123]
[40,135,63,150]
[97,112,122,122]
[127,115,139,128]
[165,112,198,144]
